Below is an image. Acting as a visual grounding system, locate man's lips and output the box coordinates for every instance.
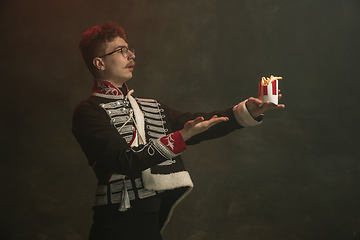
[126,61,135,69]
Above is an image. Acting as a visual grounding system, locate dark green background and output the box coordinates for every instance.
[1,0,359,239]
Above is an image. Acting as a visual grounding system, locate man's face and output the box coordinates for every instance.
[101,37,135,86]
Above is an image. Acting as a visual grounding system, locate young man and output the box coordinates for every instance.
[72,21,284,240]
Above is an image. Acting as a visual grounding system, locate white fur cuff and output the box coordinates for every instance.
[233,100,262,127]
[142,169,194,191]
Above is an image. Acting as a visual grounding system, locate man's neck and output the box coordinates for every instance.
[109,79,127,88]
[94,72,128,88]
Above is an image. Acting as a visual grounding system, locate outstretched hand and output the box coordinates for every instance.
[246,90,285,118]
[180,115,229,141]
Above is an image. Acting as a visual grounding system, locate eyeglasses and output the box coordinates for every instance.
[98,46,135,58]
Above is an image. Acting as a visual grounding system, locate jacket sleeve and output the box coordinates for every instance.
[160,106,238,145]
[72,101,187,176]
[161,100,263,145]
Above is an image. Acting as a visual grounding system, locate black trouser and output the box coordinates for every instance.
[89,193,163,240]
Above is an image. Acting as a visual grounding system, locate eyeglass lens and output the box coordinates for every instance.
[121,46,135,58]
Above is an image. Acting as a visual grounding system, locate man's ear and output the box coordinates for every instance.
[93,57,105,70]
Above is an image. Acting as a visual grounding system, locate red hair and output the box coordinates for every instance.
[79,21,128,75]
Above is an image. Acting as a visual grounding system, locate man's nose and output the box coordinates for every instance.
[128,50,135,60]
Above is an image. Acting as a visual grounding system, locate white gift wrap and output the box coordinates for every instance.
[259,80,278,105]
